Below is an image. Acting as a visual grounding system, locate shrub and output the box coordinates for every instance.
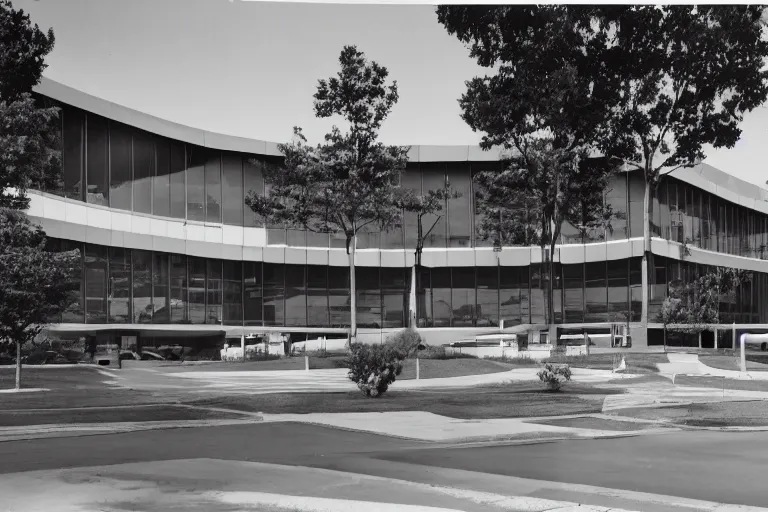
[537,363,572,391]
[344,342,407,397]
[385,328,422,358]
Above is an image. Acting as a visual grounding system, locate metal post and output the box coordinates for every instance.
[714,328,718,350]
[305,353,309,372]
[416,357,420,380]
[740,333,747,374]
[584,332,590,357]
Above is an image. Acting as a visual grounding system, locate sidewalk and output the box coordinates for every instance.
[5,458,755,512]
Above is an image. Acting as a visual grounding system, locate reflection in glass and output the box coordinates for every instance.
[628,172,645,239]
[85,244,108,323]
[451,267,475,326]
[133,131,154,215]
[86,115,109,206]
[530,264,547,324]
[307,265,328,327]
[584,262,608,323]
[205,151,222,223]
[421,163,447,248]
[153,138,171,217]
[562,264,584,323]
[243,157,264,228]
[58,239,84,323]
[222,154,244,226]
[285,264,307,326]
[475,267,499,327]
[152,252,170,323]
[109,122,133,211]
[402,165,421,250]
[381,268,407,328]
[108,247,131,323]
[263,263,285,326]
[431,268,451,327]
[244,261,263,326]
[500,266,522,326]
[169,142,186,219]
[328,266,350,327]
[132,249,153,323]
[206,259,222,324]
[170,254,188,323]
[416,267,432,327]
[187,147,206,222]
[188,257,206,324]
[356,267,381,328]
[447,164,472,247]
[62,106,84,201]
[607,259,629,322]
[223,260,243,325]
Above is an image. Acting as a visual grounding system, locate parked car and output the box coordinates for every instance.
[140,350,165,361]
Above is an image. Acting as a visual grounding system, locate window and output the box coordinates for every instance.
[285,264,307,327]
[57,239,84,323]
[187,257,206,324]
[629,257,642,322]
[530,264,547,324]
[584,261,608,323]
[607,259,629,322]
[416,267,432,327]
[86,114,109,206]
[223,261,243,325]
[187,147,206,222]
[402,164,421,250]
[356,267,381,328]
[500,266,522,326]
[243,157,264,227]
[328,266,350,327]
[421,163,447,248]
[606,174,627,241]
[451,267,475,326]
[381,268,407,328]
[169,142,186,219]
[222,154,244,225]
[431,268,452,327]
[132,250,152,323]
[447,164,472,247]
[263,263,285,326]
[206,259,222,324]
[471,162,499,247]
[84,244,108,323]
[562,263,584,323]
[205,151,222,223]
[62,106,84,201]
[133,132,154,215]
[152,252,170,323]
[244,261,263,326]
[109,122,132,211]
[153,138,171,217]
[475,267,499,327]
[170,254,188,323]
[628,171,645,239]
[307,265,329,327]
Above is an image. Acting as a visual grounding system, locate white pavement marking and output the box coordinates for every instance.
[0,387,49,393]
[212,491,467,511]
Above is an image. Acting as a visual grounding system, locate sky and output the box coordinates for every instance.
[15,0,768,189]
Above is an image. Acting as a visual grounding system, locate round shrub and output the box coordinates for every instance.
[344,342,407,397]
[537,363,572,391]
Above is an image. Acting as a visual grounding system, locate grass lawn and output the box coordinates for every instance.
[528,416,666,431]
[189,382,621,420]
[150,356,347,373]
[0,404,248,427]
[612,400,768,427]
[543,353,667,374]
[398,358,514,380]
[0,367,176,410]
[675,375,768,392]
[699,355,768,372]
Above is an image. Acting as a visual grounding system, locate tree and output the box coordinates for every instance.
[0,209,79,389]
[437,8,621,331]
[246,46,409,344]
[0,0,58,209]
[398,182,459,327]
[659,267,747,342]
[438,5,768,326]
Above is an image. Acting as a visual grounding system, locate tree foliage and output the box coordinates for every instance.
[0,0,58,210]
[0,209,79,351]
[659,267,748,334]
[245,46,409,342]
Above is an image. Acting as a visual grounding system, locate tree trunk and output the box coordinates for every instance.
[349,234,357,345]
[641,180,651,325]
[15,340,21,390]
[547,241,557,345]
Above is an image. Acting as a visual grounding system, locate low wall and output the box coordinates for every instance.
[446,344,553,360]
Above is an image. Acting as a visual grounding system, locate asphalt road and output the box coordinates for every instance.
[2,423,768,508]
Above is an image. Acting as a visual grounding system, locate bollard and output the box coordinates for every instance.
[416,357,420,380]
[305,354,309,372]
